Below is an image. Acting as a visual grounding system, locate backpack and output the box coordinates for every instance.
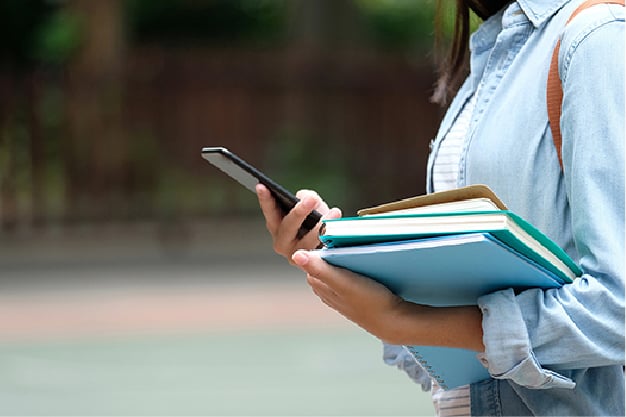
[546,0,625,169]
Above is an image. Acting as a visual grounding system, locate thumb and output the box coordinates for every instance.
[292,250,326,277]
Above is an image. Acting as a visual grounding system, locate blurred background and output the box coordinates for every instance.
[0,0,445,415]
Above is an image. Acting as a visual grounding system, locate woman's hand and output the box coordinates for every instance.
[292,249,485,351]
[258,183,484,351]
[292,249,411,344]
[256,184,342,261]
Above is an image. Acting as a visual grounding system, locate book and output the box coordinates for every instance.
[356,184,508,216]
[318,233,565,389]
[363,197,501,216]
[320,210,580,283]
[318,233,564,389]
[319,233,564,307]
[316,185,581,389]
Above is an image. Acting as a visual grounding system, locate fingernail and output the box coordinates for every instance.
[292,251,309,266]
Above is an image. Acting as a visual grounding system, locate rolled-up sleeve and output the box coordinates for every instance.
[478,289,576,389]
[477,5,625,389]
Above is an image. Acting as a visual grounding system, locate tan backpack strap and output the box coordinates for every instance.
[547,0,625,169]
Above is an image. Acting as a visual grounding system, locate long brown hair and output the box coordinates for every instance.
[432,0,510,105]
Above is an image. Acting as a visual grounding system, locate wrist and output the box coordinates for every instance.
[381,302,485,352]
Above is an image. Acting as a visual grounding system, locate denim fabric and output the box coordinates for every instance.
[386,0,625,415]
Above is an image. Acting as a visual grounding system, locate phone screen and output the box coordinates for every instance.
[201,147,322,236]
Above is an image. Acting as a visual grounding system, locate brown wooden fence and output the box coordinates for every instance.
[0,46,442,232]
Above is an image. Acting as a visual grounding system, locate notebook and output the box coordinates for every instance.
[320,210,580,283]
[318,232,565,389]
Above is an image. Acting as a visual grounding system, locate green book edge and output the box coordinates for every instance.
[320,210,582,282]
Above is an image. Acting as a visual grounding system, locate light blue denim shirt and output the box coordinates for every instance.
[384,0,625,415]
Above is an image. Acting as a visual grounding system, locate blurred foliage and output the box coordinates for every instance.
[1,0,446,226]
[34,10,84,66]
[125,0,289,46]
[358,0,482,50]
[265,129,355,212]
[356,0,436,50]
[0,0,82,67]
[1,0,449,65]
[125,0,440,51]
[0,0,54,67]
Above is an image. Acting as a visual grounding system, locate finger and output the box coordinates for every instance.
[293,201,341,247]
[258,184,322,254]
[307,274,338,299]
[295,211,332,249]
[295,189,335,219]
[306,274,343,311]
[296,189,326,206]
[256,184,283,234]
[292,250,354,294]
[274,194,322,246]
[299,207,343,250]
[322,207,342,221]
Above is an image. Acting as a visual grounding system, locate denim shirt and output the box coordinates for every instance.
[384,0,625,415]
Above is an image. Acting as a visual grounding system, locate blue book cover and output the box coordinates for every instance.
[320,210,581,284]
[318,232,564,389]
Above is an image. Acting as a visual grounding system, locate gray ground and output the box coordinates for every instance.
[0,218,434,416]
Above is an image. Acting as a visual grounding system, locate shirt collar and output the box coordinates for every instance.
[517,0,571,27]
[470,0,571,51]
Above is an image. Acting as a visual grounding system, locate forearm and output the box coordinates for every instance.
[386,301,484,352]
[293,250,485,353]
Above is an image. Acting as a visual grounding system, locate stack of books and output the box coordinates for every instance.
[315,185,581,389]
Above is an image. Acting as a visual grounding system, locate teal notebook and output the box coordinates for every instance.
[318,233,563,307]
[320,210,581,284]
[318,232,565,389]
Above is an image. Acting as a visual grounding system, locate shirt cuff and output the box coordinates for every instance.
[477,288,576,389]
[382,343,432,391]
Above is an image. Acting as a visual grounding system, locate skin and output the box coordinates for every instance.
[256,184,485,351]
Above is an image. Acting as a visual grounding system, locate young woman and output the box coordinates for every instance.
[256,0,625,415]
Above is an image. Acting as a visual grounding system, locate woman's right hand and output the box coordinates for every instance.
[256,184,342,262]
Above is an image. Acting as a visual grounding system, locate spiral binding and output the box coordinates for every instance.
[407,346,449,390]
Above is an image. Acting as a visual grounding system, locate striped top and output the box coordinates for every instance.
[430,92,478,417]
[432,381,471,417]
[432,92,478,193]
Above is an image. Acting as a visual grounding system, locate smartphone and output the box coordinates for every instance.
[201,146,322,237]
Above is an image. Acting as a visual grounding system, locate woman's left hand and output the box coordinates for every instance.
[291,249,426,345]
[291,249,485,351]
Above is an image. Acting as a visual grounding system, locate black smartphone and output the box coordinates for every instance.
[201,146,322,237]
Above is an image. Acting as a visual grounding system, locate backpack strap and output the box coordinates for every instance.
[546,0,625,169]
